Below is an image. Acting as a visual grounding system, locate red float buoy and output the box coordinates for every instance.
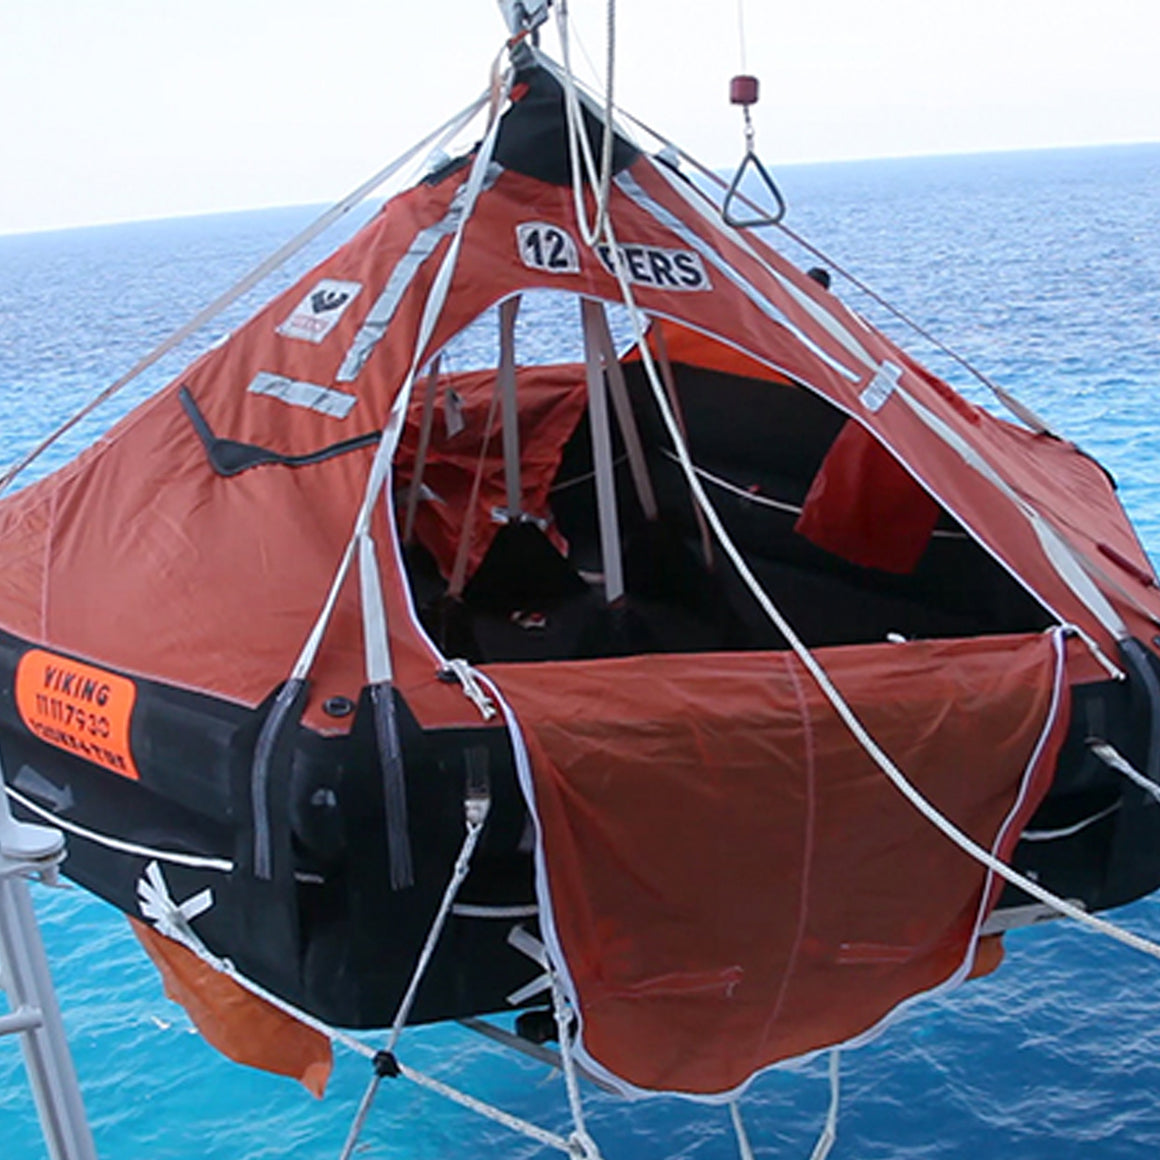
[730,74,759,107]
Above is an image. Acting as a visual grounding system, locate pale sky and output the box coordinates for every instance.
[3,0,1159,235]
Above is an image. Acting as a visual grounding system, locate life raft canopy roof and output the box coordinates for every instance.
[494,60,639,186]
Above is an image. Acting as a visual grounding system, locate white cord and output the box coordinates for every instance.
[5,784,233,873]
[735,0,749,75]
[809,1050,841,1160]
[556,0,617,248]
[1091,741,1160,806]
[729,1101,756,1160]
[551,971,605,1160]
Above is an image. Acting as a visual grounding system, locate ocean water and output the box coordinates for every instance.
[3,142,1160,1159]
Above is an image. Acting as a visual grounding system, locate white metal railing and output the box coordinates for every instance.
[0,757,97,1160]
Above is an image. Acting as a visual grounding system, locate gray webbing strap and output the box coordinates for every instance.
[498,296,523,521]
[581,298,625,604]
[402,357,443,543]
[591,303,657,520]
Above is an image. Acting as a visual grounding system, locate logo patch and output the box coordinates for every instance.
[277,278,362,344]
[595,243,711,291]
[517,223,580,274]
[16,649,140,780]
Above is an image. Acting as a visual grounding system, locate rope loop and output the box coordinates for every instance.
[556,0,618,248]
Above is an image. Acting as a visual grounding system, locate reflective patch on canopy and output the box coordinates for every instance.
[247,372,357,420]
[860,362,902,412]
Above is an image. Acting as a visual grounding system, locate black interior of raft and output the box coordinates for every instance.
[402,355,1053,667]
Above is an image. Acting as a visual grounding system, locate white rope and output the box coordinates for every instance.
[735,0,749,74]
[338,799,490,1160]
[727,1049,838,1160]
[551,972,604,1160]
[556,0,617,248]
[729,1101,755,1160]
[1091,741,1160,806]
[389,811,488,1052]
[0,92,490,496]
[4,784,233,873]
[442,658,499,721]
[392,1060,575,1153]
[809,1050,841,1160]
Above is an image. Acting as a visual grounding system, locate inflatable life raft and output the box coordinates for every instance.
[3,43,1160,1100]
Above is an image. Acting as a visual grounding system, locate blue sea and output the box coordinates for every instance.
[3,142,1160,1159]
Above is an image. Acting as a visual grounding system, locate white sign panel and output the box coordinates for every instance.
[276,279,362,344]
[516,222,581,275]
[595,242,711,291]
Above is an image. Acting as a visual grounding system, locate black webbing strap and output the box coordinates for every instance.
[180,386,381,477]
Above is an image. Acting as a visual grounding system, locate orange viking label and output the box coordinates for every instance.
[15,649,139,780]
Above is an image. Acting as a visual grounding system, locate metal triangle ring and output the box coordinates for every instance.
[722,149,787,228]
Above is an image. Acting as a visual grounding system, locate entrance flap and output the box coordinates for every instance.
[795,420,940,574]
[489,633,1067,1096]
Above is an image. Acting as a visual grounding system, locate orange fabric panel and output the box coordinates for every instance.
[131,919,333,1097]
[488,632,1066,1095]
[394,364,588,580]
[968,934,1005,980]
[795,419,941,574]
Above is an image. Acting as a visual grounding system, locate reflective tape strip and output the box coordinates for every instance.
[248,372,357,419]
[896,386,1128,641]
[336,164,503,383]
[860,362,901,412]
[359,532,393,685]
[614,170,863,384]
